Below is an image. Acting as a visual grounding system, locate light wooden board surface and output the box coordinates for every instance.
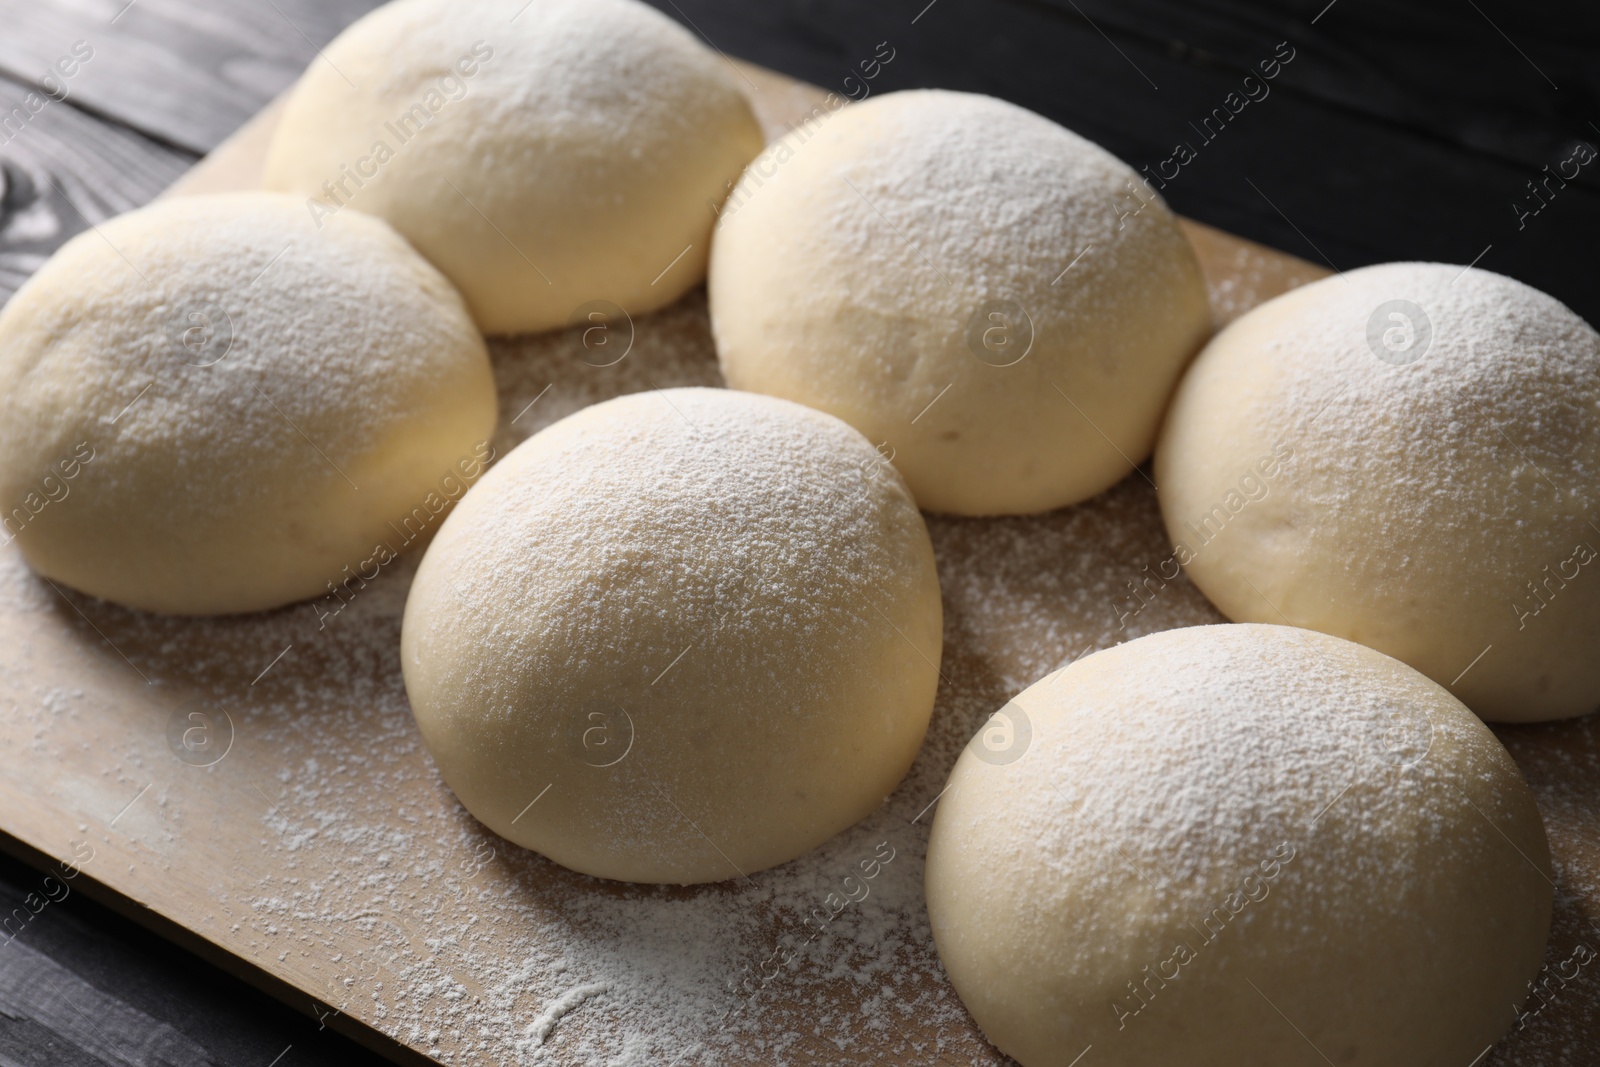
[2,59,1596,1067]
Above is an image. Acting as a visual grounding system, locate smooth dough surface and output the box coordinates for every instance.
[1155,262,1600,723]
[709,89,1211,516]
[263,0,764,335]
[926,624,1552,1067]
[0,192,496,615]
[401,388,943,884]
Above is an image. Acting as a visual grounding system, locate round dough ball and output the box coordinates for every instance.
[401,387,942,884]
[709,89,1210,516]
[0,192,495,615]
[1155,262,1600,723]
[926,624,1552,1067]
[263,0,764,336]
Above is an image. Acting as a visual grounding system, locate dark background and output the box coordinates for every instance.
[0,0,1596,1063]
[663,0,1600,323]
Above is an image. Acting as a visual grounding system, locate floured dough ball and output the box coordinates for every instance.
[926,624,1552,1067]
[1155,262,1600,723]
[0,192,495,615]
[402,387,942,884]
[263,0,764,336]
[709,89,1210,516]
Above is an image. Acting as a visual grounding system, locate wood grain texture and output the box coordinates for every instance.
[0,56,1595,1067]
[0,846,391,1066]
[637,0,1600,325]
[0,0,380,154]
[4,0,1597,321]
[0,71,193,307]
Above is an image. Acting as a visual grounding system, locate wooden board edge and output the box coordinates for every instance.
[0,821,438,1067]
[159,91,292,199]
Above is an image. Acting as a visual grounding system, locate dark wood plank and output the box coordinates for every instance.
[640,0,1600,325]
[0,937,219,1067]
[0,0,381,155]
[0,71,194,307]
[1021,0,1600,165]
[0,848,389,1067]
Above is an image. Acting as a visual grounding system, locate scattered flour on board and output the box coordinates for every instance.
[0,280,1594,1066]
[526,980,610,1046]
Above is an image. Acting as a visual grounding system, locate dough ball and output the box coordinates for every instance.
[709,89,1210,516]
[401,387,942,884]
[0,192,495,615]
[263,0,764,336]
[1154,262,1600,723]
[926,624,1551,1067]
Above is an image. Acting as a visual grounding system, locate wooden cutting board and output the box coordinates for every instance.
[1,58,1595,1067]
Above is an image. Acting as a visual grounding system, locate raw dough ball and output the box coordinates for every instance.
[263,0,764,336]
[0,193,495,615]
[401,387,942,884]
[926,624,1552,1067]
[1155,262,1600,723]
[709,89,1210,516]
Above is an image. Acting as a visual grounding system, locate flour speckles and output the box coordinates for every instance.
[1157,261,1600,723]
[401,386,944,886]
[1,270,1596,1064]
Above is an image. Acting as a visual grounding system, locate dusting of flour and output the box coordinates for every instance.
[0,280,1594,1067]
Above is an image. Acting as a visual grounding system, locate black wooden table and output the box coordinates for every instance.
[1,0,1596,1062]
